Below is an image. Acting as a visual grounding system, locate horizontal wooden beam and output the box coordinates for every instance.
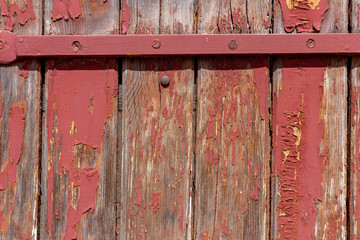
[0,31,359,64]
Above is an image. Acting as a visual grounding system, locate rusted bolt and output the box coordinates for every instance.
[152,39,161,49]
[160,75,170,86]
[72,41,82,51]
[228,40,238,50]
[0,41,4,49]
[306,39,315,48]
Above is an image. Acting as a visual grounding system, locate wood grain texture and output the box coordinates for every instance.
[195,1,271,239]
[272,0,348,239]
[44,0,119,35]
[351,56,360,239]
[119,0,195,239]
[351,1,360,239]
[40,0,119,239]
[0,0,41,238]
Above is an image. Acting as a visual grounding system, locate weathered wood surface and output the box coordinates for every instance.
[195,1,271,239]
[119,0,195,239]
[0,0,41,238]
[351,1,360,239]
[40,0,119,239]
[272,0,348,239]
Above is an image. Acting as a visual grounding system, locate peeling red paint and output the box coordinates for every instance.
[121,0,130,34]
[64,168,99,239]
[20,60,31,79]
[273,57,327,239]
[197,57,269,238]
[0,0,35,31]
[134,180,142,206]
[278,0,328,32]
[150,193,160,214]
[222,220,229,235]
[51,0,81,21]
[47,59,117,174]
[0,107,25,190]
[231,8,248,32]
[46,59,117,237]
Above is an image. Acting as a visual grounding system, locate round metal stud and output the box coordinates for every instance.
[160,75,170,86]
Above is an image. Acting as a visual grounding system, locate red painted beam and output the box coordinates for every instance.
[0,31,360,64]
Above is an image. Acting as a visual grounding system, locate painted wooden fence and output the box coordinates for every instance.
[0,0,357,239]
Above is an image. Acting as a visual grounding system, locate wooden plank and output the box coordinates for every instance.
[351,1,360,239]
[40,0,119,239]
[119,0,195,239]
[0,0,41,238]
[195,1,271,239]
[272,0,348,239]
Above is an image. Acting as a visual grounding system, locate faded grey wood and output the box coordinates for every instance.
[0,0,42,238]
[195,0,271,239]
[119,0,195,239]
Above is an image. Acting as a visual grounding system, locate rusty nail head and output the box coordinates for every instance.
[152,39,161,49]
[306,39,315,48]
[228,40,238,50]
[72,41,82,51]
[18,38,23,43]
[0,41,4,49]
[160,75,170,86]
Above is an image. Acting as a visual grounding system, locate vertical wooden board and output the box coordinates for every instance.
[120,0,195,239]
[272,0,348,239]
[195,1,271,239]
[41,0,119,239]
[351,55,360,239]
[351,1,360,239]
[0,0,41,238]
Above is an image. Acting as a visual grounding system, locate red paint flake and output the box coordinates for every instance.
[64,168,99,239]
[51,0,81,21]
[150,192,160,214]
[134,180,142,206]
[273,57,327,239]
[326,209,343,239]
[242,198,247,214]
[222,220,229,235]
[20,60,31,79]
[231,8,248,32]
[69,168,80,186]
[0,107,25,190]
[121,0,130,34]
[0,0,35,31]
[207,149,218,164]
[278,0,328,33]
[250,187,259,201]
[8,107,25,163]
